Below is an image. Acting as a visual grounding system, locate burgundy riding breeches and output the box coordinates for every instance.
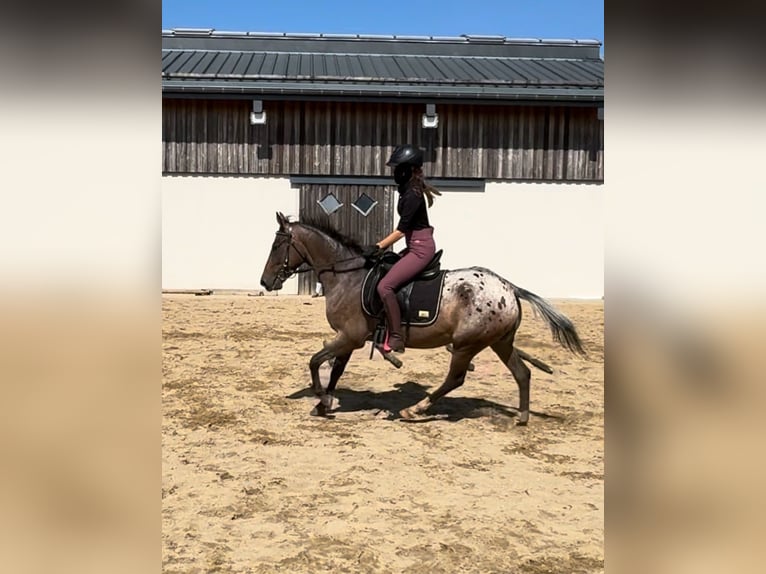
[376,227,436,333]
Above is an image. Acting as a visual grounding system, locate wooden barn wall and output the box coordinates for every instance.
[163,99,603,181]
[297,184,395,295]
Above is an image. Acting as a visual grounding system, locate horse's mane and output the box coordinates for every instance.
[294,215,363,253]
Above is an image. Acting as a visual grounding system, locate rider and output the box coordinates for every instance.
[363,144,441,353]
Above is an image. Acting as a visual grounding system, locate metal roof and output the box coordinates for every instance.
[162,30,603,103]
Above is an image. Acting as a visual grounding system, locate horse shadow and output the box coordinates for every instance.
[286,381,562,423]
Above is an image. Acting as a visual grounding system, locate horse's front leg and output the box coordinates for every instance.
[308,337,356,417]
[327,352,352,395]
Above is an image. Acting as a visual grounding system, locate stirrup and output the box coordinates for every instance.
[383,332,405,354]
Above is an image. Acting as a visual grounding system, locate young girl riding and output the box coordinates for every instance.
[363,144,441,353]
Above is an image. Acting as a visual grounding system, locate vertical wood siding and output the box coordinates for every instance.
[163,99,603,181]
[298,184,395,294]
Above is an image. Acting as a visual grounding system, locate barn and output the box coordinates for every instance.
[161,29,603,297]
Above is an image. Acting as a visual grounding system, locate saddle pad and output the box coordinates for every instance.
[361,269,447,327]
[399,270,447,327]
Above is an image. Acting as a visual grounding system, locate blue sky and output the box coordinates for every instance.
[162,1,603,48]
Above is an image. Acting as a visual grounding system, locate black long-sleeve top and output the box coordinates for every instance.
[396,183,430,233]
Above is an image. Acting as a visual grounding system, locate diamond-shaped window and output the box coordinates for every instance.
[317,193,343,215]
[351,192,378,217]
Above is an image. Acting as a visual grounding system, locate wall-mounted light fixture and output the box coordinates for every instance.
[250,100,267,125]
[422,103,438,129]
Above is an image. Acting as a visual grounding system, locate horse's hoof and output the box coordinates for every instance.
[516,411,529,426]
[399,407,417,420]
[311,402,328,417]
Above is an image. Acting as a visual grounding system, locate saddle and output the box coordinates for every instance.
[361,249,447,328]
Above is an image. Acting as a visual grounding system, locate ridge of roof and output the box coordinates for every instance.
[161,28,602,47]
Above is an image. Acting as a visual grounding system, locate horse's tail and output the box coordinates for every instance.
[513,286,587,356]
[515,348,554,374]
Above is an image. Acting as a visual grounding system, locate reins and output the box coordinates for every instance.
[315,259,368,277]
[274,229,368,282]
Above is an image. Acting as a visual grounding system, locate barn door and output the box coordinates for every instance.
[298,184,395,295]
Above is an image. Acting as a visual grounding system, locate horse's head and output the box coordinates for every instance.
[259,212,307,291]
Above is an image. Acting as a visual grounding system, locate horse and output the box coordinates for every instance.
[259,212,586,425]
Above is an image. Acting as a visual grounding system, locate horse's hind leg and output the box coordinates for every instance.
[491,338,531,425]
[400,346,477,419]
[446,344,475,371]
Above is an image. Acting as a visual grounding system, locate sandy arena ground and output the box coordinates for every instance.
[162,293,603,573]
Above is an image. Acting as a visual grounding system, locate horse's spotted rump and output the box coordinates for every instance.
[455,281,474,303]
[443,267,519,334]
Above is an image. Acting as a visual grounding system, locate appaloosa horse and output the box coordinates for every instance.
[260,213,585,424]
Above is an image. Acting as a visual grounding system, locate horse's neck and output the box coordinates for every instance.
[296,227,340,266]
[296,227,362,292]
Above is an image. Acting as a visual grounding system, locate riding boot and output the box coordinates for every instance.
[381,294,405,353]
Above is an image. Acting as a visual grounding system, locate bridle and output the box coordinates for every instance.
[272,230,310,285]
[270,228,369,289]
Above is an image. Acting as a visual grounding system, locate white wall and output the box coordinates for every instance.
[162,175,300,293]
[424,182,603,299]
[163,176,603,298]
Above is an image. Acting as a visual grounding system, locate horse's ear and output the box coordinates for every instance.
[276,212,286,228]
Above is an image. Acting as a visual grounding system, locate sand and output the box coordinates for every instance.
[162,293,603,573]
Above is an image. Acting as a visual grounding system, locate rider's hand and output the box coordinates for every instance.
[361,245,383,259]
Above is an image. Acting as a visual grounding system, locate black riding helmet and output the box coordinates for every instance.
[386,144,423,168]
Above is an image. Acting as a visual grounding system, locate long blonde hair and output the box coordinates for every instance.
[411,167,442,207]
